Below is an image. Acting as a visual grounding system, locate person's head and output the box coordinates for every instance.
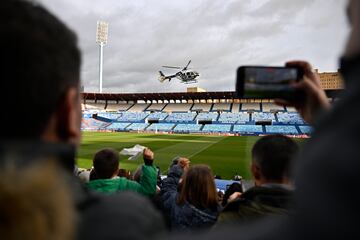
[251,135,299,186]
[222,182,243,207]
[345,0,360,57]
[177,164,218,210]
[92,149,120,179]
[0,0,81,145]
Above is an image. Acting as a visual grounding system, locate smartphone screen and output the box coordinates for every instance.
[236,66,303,100]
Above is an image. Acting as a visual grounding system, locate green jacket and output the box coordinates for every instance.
[86,164,157,197]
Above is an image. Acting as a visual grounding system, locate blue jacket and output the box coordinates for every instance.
[161,165,219,231]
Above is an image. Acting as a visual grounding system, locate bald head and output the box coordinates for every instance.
[345,0,360,57]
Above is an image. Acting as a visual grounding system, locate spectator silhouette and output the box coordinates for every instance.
[161,159,220,231]
[0,1,165,239]
[218,135,298,224]
[86,148,158,197]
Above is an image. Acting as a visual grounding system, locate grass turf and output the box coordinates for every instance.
[77,132,305,180]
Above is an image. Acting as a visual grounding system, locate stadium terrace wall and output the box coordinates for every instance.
[81,90,342,103]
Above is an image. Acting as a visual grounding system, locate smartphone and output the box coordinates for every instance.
[236,66,304,100]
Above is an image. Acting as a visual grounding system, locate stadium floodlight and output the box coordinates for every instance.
[96,21,109,93]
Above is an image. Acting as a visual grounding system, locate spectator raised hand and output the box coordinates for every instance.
[177,157,190,171]
[275,61,331,124]
[143,148,155,165]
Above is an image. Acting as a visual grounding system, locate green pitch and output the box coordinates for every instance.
[77,132,305,180]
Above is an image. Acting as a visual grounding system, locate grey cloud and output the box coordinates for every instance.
[39,0,349,93]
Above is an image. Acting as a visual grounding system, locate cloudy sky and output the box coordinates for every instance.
[39,0,349,93]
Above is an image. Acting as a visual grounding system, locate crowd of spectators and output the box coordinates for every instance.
[1,0,360,239]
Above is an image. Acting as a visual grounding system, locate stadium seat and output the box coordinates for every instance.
[277,112,304,124]
[126,123,149,131]
[166,112,197,122]
[202,124,231,133]
[252,112,275,122]
[106,122,131,130]
[147,112,168,120]
[218,112,249,123]
[265,125,299,134]
[299,126,313,134]
[173,124,202,132]
[233,125,263,134]
[147,123,175,131]
[196,112,219,121]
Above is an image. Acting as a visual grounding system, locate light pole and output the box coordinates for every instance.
[96,21,108,93]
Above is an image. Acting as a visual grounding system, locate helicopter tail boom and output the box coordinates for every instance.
[158,71,173,82]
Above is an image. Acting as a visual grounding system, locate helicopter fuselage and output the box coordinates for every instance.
[175,70,199,83]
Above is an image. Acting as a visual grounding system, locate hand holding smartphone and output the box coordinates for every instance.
[236,66,304,101]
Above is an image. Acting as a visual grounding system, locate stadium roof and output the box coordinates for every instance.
[81,90,342,102]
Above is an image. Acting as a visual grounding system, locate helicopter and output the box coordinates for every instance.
[158,60,200,84]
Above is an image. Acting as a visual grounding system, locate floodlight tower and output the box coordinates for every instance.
[96,21,109,93]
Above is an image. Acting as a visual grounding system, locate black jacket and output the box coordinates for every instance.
[218,185,293,224]
[161,165,219,231]
[0,141,166,240]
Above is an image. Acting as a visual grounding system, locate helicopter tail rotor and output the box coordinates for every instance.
[158,71,169,82]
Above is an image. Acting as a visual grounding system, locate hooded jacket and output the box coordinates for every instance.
[86,164,157,197]
[161,165,220,231]
[218,185,293,224]
[0,142,165,240]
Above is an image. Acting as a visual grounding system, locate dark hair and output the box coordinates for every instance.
[177,165,218,211]
[93,149,119,179]
[0,0,81,139]
[118,169,131,179]
[222,182,243,207]
[252,135,299,181]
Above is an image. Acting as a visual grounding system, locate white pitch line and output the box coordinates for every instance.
[187,136,226,159]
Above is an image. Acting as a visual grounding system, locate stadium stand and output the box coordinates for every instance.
[82,118,109,130]
[212,103,231,111]
[106,122,131,131]
[84,103,105,111]
[252,112,276,122]
[196,112,219,121]
[202,124,232,133]
[241,103,260,111]
[126,123,149,131]
[192,103,212,112]
[277,112,304,124]
[117,112,148,122]
[97,112,120,120]
[163,103,192,112]
[127,103,149,112]
[233,125,263,134]
[265,125,299,134]
[80,91,325,135]
[299,126,313,135]
[218,112,249,123]
[147,112,168,120]
[173,124,202,133]
[147,103,167,111]
[166,112,197,122]
[147,123,175,131]
[262,103,285,112]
